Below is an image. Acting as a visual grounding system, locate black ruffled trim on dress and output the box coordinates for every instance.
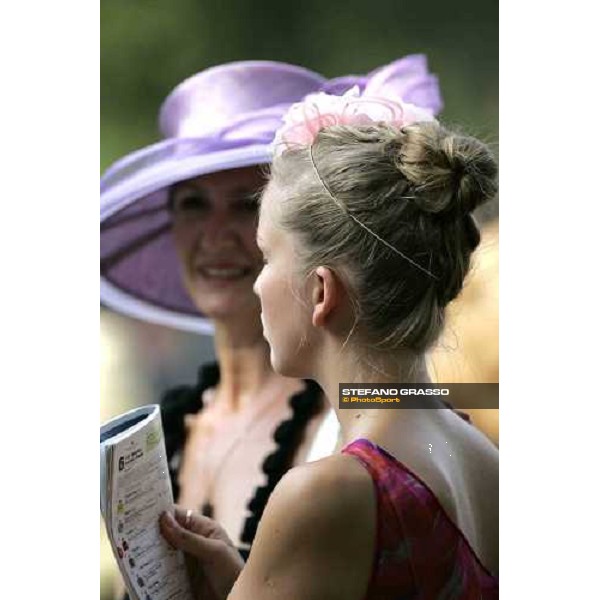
[159,362,323,560]
[240,378,322,549]
[161,363,219,501]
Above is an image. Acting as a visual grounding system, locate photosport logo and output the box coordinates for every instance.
[338,383,499,410]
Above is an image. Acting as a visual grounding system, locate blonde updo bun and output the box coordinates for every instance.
[391,121,497,217]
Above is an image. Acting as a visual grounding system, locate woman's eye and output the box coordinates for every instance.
[174,195,208,212]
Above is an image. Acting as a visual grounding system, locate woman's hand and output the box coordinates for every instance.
[160,506,244,600]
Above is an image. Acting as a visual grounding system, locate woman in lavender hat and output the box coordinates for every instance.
[101,57,443,559]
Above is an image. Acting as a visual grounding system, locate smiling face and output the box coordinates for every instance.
[254,183,314,376]
[170,166,265,321]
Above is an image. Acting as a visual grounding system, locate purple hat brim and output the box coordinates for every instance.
[101,278,216,335]
[101,142,272,333]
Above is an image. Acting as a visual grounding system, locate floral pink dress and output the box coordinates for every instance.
[342,439,498,599]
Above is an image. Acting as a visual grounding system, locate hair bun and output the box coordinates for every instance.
[392,122,498,217]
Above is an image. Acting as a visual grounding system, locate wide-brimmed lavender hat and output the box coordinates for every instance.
[101,57,442,333]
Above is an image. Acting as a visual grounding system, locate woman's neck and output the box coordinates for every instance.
[211,319,297,412]
[315,347,432,444]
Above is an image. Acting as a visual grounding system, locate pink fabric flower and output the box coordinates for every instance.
[273,86,436,155]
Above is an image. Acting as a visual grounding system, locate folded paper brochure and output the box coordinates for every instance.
[100,404,194,600]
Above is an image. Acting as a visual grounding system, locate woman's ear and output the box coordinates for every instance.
[311,266,341,328]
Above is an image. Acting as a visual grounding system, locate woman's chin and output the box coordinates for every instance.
[269,348,306,379]
[186,273,260,310]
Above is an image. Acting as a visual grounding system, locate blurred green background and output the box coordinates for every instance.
[101,2,498,597]
[102,0,498,172]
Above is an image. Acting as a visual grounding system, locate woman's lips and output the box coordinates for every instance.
[195,266,253,280]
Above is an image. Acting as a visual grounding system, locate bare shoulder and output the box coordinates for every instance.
[278,452,374,513]
[254,453,376,559]
[230,455,375,600]
[448,410,499,473]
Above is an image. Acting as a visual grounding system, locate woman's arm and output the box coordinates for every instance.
[229,455,375,600]
[161,455,376,600]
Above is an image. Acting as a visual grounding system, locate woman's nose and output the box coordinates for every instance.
[253,269,263,297]
[199,209,238,248]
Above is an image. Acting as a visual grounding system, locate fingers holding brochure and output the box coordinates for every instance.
[160,507,245,600]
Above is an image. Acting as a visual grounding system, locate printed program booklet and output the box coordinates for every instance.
[100,404,194,600]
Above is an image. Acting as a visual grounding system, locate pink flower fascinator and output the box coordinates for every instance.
[273,84,437,155]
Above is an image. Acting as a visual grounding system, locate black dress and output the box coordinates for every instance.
[160,362,323,559]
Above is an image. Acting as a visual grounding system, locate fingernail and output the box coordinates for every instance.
[161,512,175,527]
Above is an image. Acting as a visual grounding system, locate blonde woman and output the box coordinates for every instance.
[160,87,499,598]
